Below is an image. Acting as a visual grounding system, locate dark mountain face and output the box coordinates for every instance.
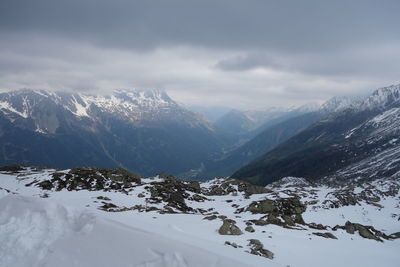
[232,84,400,186]
[198,97,355,179]
[199,112,323,179]
[0,89,222,176]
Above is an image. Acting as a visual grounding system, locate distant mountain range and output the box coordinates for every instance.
[232,84,400,185]
[1,84,398,184]
[197,96,359,178]
[0,89,223,176]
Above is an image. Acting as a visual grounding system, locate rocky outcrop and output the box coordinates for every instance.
[204,179,270,196]
[35,167,141,191]
[239,197,307,228]
[147,174,202,213]
[0,165,26,173]
[333,221,392,242]
[312,232,337,239]
[203,215,218,220]
[245,197,306,215]
[218,219,243,235]
[224,241,243,248]
[389,232,400,239]
[245,225,255,233]
[247,239,274,259]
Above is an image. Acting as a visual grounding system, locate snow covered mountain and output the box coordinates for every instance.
[0,89,222,176]
[0,89,210,131]
[232,84,400,185]
[199,95,357,179]
[0,166,398,267]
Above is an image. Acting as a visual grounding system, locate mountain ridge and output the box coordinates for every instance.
[0,88,222,176]
[232,83,400,185]
[198,95,358,179]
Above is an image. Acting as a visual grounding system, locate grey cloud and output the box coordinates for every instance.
[1,0,399,53]
[0,0,399,109]
[215,45,400,79]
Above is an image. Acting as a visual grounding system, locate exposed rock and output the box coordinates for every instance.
[149,174,194,213]
[357,225,379,240]
[389,232,400,239]
[245,225,255,233]
[184,181,201,193]
[203,215,218,220]
[246,199,276,214]
[306,200,319,205]
[36,167,141,192]
[307,223,328,230]
[99,202,118,211]
[240,197,307,228]
[244,197,306,215]
[250,219,269,226]
[188,194,208,202]
[218,219,243,235]
[204,179,270,196]
[333,221,391,242]
[344,221,356,234]
[247,239,274,259]
[0,165,25,173]
[323,190,359,208]
[97,196,111,201]
[312,232,338,239]
[38,180,53,190]
[224,241,242,248]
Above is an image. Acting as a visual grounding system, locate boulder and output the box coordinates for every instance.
[390,232,400,239]
[334,221,390,242]
[203,215,218,221]
[312,232,338,239]
[245,226,255,233]
[218,219,243,235]
[246,199,276,214]
[247,239,274,259]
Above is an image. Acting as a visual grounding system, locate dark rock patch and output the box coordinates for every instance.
[333,221,392,242]
[224,241,242,248]
[312,232,337,239]
[203,215,218,221]
[247,239,274,259]
[239,197,307,228]
[245,225,255,233]
[218,219,243,235]
[35,167,141,192]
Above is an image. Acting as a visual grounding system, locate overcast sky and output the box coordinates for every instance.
[0,0,399,109]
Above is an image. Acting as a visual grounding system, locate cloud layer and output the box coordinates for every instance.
[0,0,399,109]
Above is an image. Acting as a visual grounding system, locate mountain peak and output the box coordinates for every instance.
[112,89,173,104]
[0,88,181,123]
[355,84,400,110]
[292,102,321,113]
[320,95,359,113]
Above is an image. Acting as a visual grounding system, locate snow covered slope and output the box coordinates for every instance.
[0,166,398,267]
[232,84,400,185]
[0,195,272,267]
[0,89,211,131]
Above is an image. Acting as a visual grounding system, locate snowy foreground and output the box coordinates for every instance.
[0,167,399,267]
